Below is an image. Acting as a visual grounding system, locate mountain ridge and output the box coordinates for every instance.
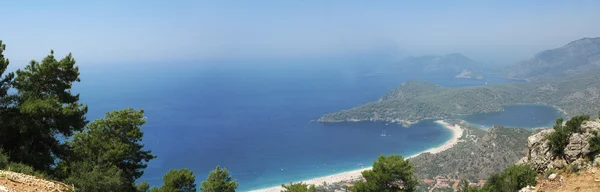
[507,37,600,80]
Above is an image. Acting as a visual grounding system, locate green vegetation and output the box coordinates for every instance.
[159,169,197,192]
[351,155,418,192]
[411,123,530,180]
[547,115,590,158]
[319,70,600,124]
[479,164,537,192]
[588,130,600,160]
[281,182,318,192]
[200,166,239,192]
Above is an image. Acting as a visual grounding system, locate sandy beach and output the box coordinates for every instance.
[250,120,463,192]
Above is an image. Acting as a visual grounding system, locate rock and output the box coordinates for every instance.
[565,133,590,161]
[518,185,535,192]
[524,129,556,171]
[548,173,558,180]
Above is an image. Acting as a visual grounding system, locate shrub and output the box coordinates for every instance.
[547,115,591,157]
[481,164,537,192]
[351,155,418,192]
[6,163,35,175]
[281,182,317,192]
[0,149,8,169]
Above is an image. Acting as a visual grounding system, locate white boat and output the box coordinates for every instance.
[380,130,387,136]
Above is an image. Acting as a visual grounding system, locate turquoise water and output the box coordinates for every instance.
[74,58,530,190]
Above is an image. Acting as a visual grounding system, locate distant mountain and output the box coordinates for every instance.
[379,53,484,79]
[507,37,600,80]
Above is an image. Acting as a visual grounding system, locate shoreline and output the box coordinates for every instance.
[249,120,463,192]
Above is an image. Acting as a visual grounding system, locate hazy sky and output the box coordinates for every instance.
[1,0,600,65]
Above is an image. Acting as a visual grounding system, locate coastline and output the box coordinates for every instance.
[249,120,463,192]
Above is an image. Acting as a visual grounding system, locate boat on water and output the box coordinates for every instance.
[380,130,387,136]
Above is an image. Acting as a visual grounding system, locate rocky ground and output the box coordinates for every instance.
[534,167,600,192]
[0,170,72,192]
[518,119,600,192]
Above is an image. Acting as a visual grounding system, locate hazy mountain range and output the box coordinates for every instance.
[376,53,485,79]
[507,37,600,80]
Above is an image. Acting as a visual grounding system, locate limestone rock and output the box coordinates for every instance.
[523,129,555,171]
[521,119,600,173]
[565,133,590,161]
[518,185,535,192]
[548,173,558,180]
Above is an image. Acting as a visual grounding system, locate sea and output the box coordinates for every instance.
[74,57,559,191]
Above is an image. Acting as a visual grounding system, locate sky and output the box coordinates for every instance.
[1,0,600,66]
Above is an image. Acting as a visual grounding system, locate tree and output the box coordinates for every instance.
[351,155,418,192]
[281,182,317,192]
[588,130,600,160]
[547,118,569,157]
[480,164,537,192]
[565,114,590,133]
[457,179,473,192]
[63,108,155,190]
[548,115,591,158]
[0,40,14,103]
[0,50,88,171]
[200,166,238,192]
[136,181,151,192]
[161,168,197,192]
[63,161,127,192]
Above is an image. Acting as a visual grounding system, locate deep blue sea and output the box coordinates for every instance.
[73,58,553,191]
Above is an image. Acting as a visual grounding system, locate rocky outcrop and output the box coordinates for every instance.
[0,170,73,192]
[519,119,600,172]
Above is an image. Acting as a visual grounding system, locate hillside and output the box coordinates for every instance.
[379,53,484,79]
[507,37,600,80]
[318,69,600,124]
[411,121,531,180]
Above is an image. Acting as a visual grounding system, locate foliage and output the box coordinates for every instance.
[136,181,150,192]
[588,130,600,160]
[0,149,8,169]
[565,115,590,133]
[63,161,126,192]
[351,155,418,192]
[161,168,197,192]
[547,118,569,157]
[457,179,478,192]
[0,49,88,172]
[59,108,155,191]
[547,115,590,158]
[200,166,238,192]
[480,164,537,192]
[281,182,317,192]
[6,162,35,175]
[411,125,530,180]
[0,40,14,103]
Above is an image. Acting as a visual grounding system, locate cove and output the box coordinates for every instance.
[460,105,564,129]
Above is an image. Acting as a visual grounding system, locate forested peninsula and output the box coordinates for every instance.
[318,72,600,125]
